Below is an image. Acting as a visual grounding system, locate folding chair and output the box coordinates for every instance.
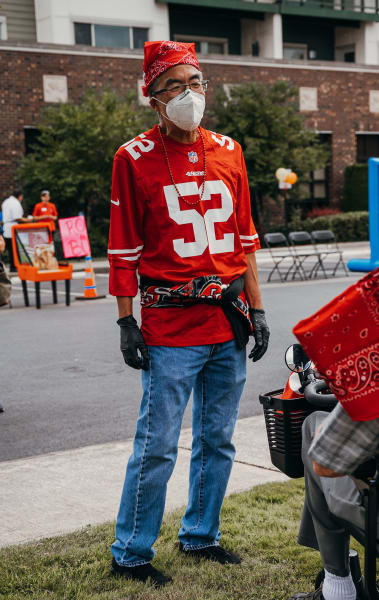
[288,231,327,279]
[311,229,348,277]
[263,232,301,282]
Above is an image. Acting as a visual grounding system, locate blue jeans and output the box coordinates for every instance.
[111,340,246,566]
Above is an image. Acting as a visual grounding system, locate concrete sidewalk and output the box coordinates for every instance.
[0,415,287,549]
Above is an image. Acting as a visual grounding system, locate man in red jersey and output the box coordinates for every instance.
[108,40,270,587]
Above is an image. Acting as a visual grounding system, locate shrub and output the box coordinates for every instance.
[343,164,368,212]
[88,224,109,258]
[306,207,340,219]
[266,211,368,242]
[290,211,368,242]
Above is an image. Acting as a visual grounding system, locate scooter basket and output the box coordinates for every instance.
[259,389,318,478]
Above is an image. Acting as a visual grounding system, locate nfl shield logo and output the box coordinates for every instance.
[188,151,198,163]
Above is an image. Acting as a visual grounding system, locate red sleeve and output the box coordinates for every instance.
[52,204,58,217]
[108,150,145,297]
[33,204,40,217]
[236,147,260,254]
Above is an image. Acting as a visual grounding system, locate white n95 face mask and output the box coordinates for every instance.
[155,89,205,131]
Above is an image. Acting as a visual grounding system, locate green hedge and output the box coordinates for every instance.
[89,225,108,258]
[343,165,368,212]
[267,210,369,242]
[285,211,369,242]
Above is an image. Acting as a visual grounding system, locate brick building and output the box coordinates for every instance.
[1,0,379,209]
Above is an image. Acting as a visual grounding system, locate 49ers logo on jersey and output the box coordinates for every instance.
[164,180,234,258]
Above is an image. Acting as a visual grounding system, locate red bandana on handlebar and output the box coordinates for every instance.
[293,268,379,422]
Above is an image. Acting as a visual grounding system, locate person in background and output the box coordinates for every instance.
[0,215,8,412]
[0,205,4,257]
[0,217,11,413]
[33,190,58,230]
[1,189,28,272]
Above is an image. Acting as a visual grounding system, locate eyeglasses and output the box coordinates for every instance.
[153,80,209,96]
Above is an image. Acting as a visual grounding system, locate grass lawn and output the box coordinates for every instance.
[0,479,365,600]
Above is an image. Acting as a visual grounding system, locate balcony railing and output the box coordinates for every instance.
[279,0,379,15]
[159,0,379,20]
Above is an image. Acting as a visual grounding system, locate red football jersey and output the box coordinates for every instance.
[108,125,260,346]
[33,201,58,230]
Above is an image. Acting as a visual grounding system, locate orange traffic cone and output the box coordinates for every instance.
[281,372,303,399]
[76,256,106,300]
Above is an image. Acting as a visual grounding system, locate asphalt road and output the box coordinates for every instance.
[1,271,361,462]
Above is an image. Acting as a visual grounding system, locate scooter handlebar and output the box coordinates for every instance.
[303,379,338,408]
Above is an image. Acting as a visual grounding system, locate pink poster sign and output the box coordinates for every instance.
[58,216,91,258]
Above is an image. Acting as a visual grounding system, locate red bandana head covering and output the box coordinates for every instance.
[142,40,200,97]
[293,269,379,422]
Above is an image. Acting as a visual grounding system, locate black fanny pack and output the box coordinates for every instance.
[139,274,252,349]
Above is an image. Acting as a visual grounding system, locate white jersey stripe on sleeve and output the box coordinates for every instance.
[240,234,259,240]
[119,254,141,262]
[108,245,144,255]
[242,242,255,247]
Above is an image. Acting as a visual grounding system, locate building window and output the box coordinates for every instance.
[0,16,7,40]
[74,23,92,45]
[356,134,379,163]
[94,25,131,48]
[283,43,307,60]
[298,134,331,211]
[133,28,148,49]
[299,169,329,206]
[74,22,148,49]
[24,127,41,155]
[174,34,228,55]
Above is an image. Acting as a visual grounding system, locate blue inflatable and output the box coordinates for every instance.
[348,157,379,272]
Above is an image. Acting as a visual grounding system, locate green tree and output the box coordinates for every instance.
[18,89,155,255]
[210,80,329,232]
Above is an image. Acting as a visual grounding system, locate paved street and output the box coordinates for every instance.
[1,256,364,463]
[0,244,368,546]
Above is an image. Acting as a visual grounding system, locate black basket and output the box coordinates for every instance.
[259,389,318,478]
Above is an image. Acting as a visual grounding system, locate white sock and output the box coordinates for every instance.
[322,569,356,600]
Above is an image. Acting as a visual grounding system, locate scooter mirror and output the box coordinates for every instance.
[285,344,313,373]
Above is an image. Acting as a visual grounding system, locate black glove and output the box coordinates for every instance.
[248,308,270,362]
[117,315,149,370]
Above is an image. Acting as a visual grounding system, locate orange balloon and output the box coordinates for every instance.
[285,172,298,184]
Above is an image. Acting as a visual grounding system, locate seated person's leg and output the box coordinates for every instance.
[300,411,351,576]
[290,412,360,600]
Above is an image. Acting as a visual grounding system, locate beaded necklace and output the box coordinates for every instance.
[158,126,207,206]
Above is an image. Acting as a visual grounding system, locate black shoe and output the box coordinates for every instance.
[179,542,241,564]
[111,557,172,587]
[288,587,325,600]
